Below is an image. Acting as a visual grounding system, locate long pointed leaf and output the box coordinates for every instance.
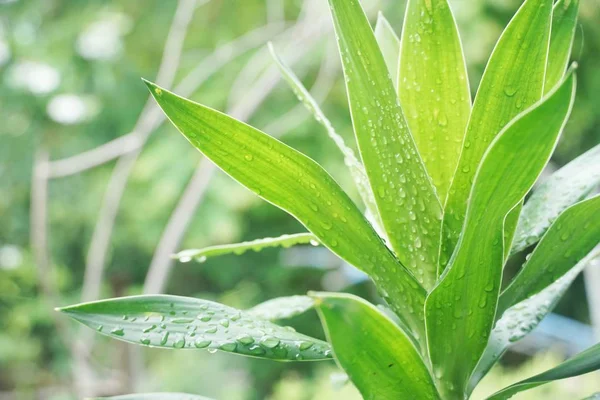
[145,81,426,341]
[502,0,581,257]
[311,292,440,400]
[268,44,382,230]
[247,295,315,320]
[374,12,400,89]
[442,0,553,269]
[425,72,576,398]
[328,0,443,290]
[468,248,600,394]
[499,196,600,314]
[487,342,600,400]
[545,0,580,93]
[398,0,471,203]
[174,233,317,263]
[58,295,331,361]
[512,143,600,255]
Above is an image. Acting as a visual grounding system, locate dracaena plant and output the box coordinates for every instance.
[58,0,600,399]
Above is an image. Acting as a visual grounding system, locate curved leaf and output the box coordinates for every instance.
[487,342,600,400]
[58,295,332,361]
[328,0,443,290]
[268,44,381,230]
[311,292,440,400]
[502,0,581,257]
[442,0,553,268]
[468,248,600,394]
[93,394,213,400]
[374,12,400,89]
[145,81,427,344]
[425,72,576,398]
[499,196,600,314]
[247,295,315,320]
[399,0,471,203]
[545,0,580,93]
[174,233,317,263]
[512,143,600,255]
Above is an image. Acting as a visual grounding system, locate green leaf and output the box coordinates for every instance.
[311,292,440,400]
[398,0,471,203]
[545,0,580,93]
[144,81,426,344]
[374,12,400,89]
[486,342,600,400]
[92,394,213,400]
[425,72,576,398]
[502,0,580,257]
[247,295,315,320]
[468,248,600,394]
[174,233,317,263]
[442,0,553,269]
[58,295,332,361]
[499,196,600,314]
[268,44,382,231]
[328,0,443,290]
[511,143,600,255]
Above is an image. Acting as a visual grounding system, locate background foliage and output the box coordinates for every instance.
[0,0,599,398]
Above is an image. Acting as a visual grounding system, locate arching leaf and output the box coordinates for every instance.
[247,296,315,320]
[425,72,576,398]
[442,0,553,269]
[312,292,440,400]
[174,233,317,263]
[145,80,426,343]
[58,295,332,361]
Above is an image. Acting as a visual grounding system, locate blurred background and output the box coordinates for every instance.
[0,0,599,399]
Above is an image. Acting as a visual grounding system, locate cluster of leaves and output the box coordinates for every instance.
[59,0,600,399]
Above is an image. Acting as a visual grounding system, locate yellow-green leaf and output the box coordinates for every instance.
[442,0,553,269]
[145,80,426,342]
[374,12,400,89]
[425,72,576,398]
[328,0,443,290]
[399,0,471,203]
[312,292,440,400]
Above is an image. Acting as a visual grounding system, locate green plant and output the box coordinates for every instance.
[58,0,600,399]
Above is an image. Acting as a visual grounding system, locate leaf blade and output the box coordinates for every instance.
[487,342,600,400]
[499,196,600,315]
[398,0,471,202]
[311,292,440,400]
[145,81,427,342]
[468,248,600,394]
[328,0,443,290]
[174,233,317,263]
[58,295,332,361]
[545,0,580,93]
[425,72,576,398]
[374,12,400,89]
[442,0,553,268]
[247,295,315,320]
[512,143,600,255]
[268,44,382,230]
